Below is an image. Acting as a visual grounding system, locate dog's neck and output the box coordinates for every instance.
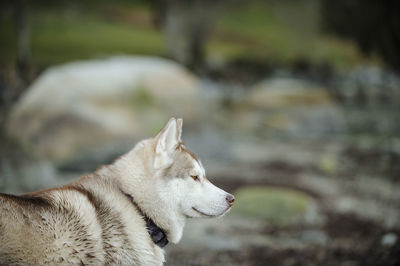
[118,188,169,248]
[105,140,186,244]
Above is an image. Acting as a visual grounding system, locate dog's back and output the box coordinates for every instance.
[0,193,57,265]
[0,175,164,265]
[0,185,106,265]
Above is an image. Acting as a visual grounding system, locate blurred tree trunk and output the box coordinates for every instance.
[0,1,57,193]
[0,0,31,128]
[14,0,32,89]
[150,0,222,71]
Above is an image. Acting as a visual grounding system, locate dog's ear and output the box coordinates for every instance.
[176,118,183,142]
[154,118,183,169]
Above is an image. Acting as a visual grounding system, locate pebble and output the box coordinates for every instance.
[381,232,398,247]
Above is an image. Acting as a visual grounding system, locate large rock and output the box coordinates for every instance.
[0,134,58,194]
[8,56,201,164]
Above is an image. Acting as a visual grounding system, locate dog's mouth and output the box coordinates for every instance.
[192,206,231,218]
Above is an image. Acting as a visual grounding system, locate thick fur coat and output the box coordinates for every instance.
[0,118,234,265]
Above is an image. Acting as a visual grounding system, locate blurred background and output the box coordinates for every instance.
[1,0,399,265]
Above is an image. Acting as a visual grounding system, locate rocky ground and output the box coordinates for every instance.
[164,67,400,265]
[164,138,400,266]
[2,57,399,265]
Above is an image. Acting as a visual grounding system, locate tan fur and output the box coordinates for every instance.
[177,142,200,163]
[0,171,164,265]
[0,118,234,265]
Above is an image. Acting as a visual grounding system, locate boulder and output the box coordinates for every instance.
[0,134,58,194]
[8,56,201,164]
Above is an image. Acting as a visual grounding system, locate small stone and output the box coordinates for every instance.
[381,232,398,247]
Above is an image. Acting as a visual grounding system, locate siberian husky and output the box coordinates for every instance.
[0,118,235,265]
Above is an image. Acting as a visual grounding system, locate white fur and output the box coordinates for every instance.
[112,117,234,243]
[0,118,234,265]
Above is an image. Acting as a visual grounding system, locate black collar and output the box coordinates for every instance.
[119,188,169,248]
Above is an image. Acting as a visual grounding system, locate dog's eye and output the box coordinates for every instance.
[190,175,200,182]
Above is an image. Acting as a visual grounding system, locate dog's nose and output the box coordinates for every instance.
[226,194,235,206]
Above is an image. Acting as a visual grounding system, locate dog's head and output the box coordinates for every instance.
[152,118,234,220]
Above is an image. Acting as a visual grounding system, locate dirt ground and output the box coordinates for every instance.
[166,155,400,266]
[167,201,400,266]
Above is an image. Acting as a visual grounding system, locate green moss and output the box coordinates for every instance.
[231,186,312,226]
[318,154,338,175]
[130,86,155,110]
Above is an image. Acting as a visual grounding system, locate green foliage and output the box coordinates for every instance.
[0,7,164,66]
[0,1,373,69]
[33,12,164,65]
[209,1,367,68]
